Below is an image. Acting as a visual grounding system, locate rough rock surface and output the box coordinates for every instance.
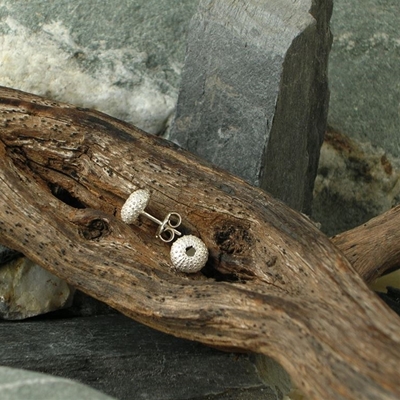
[328,0,400,157]
[0,0,198,134]
[312,128,400,236]
[0,314,275,400]
[0,257,75,320]
[169,0,333,214]
[0,367,115,400]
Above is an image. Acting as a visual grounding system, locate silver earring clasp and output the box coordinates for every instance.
[143,210,182,243]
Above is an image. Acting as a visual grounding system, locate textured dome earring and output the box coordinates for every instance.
[170,235,209,273]
[121,189,208,273]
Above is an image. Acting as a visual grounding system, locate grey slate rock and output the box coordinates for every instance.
[169,0,332,213]
[0,314,275,400]
[0,0,198,134]
[0,366,115,400]
[328,0,400,158]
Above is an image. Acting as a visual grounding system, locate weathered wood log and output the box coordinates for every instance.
[332,205,400,283]
[0,87,399,400]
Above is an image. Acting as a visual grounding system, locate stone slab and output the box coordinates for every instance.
[0,314,275,400]
[169,0,332,213]
[0,366,114,400]
[328,0,400,157]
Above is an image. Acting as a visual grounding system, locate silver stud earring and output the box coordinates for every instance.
[121,189,208,273]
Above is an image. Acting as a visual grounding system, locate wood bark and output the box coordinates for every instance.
[0,87,399,400]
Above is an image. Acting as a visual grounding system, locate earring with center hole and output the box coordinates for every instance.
[121,189,208,273]
[170,234,208,273]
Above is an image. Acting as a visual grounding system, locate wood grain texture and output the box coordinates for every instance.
[332,205,400,283]
[0,87,399,400]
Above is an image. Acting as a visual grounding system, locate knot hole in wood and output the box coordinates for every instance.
[214,223,254,255]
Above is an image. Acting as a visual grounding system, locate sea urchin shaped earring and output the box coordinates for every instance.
[121,189,150,224]
[170,235,209,273]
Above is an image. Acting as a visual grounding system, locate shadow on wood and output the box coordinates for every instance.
[0,87,399,400]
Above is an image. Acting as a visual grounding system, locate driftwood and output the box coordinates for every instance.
[0,86,399,400]
[332,207,400,283]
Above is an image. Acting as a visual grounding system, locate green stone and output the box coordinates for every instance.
[0,367,115,400]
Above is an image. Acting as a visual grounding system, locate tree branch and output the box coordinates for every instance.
[331,206,400,283]
[0,87,399,400]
